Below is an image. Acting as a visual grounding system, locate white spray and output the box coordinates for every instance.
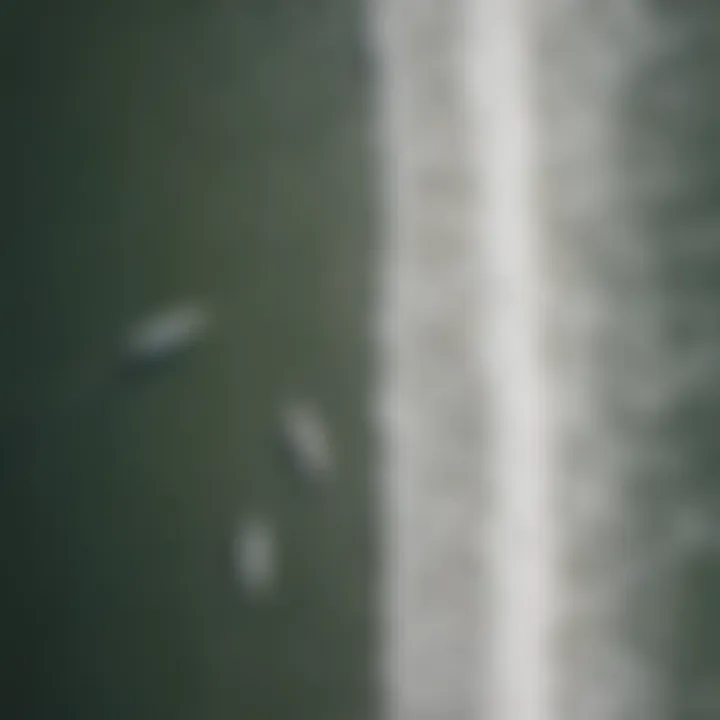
[465,2,558,719]
[372,0,692,719]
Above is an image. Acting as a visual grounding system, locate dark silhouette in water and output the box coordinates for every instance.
[0,302,213,479]
[113,302,211,385]
[275,398,334,488]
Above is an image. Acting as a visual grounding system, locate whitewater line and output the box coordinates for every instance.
[370,0,484,718]
[466,3,560,720]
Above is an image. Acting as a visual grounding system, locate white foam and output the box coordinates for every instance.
[371,1,675,719]
[465,2,558,719]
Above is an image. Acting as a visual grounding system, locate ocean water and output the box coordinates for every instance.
[0,2,372,719]
[4,1,720,719]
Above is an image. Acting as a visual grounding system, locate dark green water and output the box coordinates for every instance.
[1,2,373,719]
[631,5,720,717]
